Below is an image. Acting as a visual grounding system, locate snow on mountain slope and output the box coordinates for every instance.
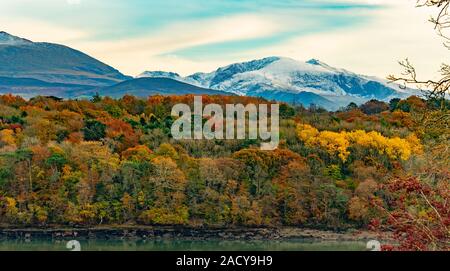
[138,56,417,110]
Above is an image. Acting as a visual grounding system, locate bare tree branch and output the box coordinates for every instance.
[388,1,450,106]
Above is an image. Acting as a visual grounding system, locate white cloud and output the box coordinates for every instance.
[0,0,447,80]
[120,14,280,54]
[95,0,448,79]
[242,1,450,80]
[69,14,283,75]
[0,10,282,76]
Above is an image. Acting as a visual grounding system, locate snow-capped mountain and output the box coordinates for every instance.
[139,57,416,110]
[0,32,416,109]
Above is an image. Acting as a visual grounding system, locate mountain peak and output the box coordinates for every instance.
[215,56,280,74]
[0,31,32,45]
[137,71,182,80]
[306,58,324,65]
[306,58,335,69]
[305,58,346,73]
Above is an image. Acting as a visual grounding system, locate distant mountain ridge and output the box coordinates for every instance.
[0,76,92,99]
[0,32,418,110]
[139,57,417,110]
[89,77,231,98]
[0,31,131,87]
[0,32,233,99]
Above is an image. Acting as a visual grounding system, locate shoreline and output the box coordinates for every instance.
[0,226,388,242]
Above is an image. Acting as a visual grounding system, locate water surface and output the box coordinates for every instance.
[0,239,367,251]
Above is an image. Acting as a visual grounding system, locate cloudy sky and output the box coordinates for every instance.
[0,0,448,79]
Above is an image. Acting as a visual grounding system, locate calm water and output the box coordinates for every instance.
[0,239,367,251]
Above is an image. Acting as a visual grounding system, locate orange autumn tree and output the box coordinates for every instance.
[102,118,140,152]
[121,145,153,161]
[0,93,445,236]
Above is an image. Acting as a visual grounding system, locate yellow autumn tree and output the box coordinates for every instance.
[139,156,189,225]
[0,129,16,147]
[297,124,350,161]
[297,124,423,162]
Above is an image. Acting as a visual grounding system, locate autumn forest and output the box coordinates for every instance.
[0,93,448,250]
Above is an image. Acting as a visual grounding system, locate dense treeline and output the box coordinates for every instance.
[0,94,447,249]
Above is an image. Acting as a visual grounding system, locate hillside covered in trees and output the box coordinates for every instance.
[0,94,448,250]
